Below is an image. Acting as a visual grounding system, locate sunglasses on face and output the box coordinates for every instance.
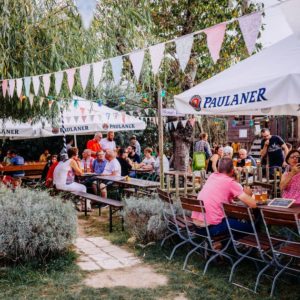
[290,156,300,159]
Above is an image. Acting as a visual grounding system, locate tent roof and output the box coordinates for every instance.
[174,35,300,115]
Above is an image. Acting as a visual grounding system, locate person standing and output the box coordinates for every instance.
[87,132,102,158]
[2,150,12,165]
[130,135,141,156]
[194,133,212,159]
[39,149,51,162]
[260,128,289,171]
[101,131,116,152]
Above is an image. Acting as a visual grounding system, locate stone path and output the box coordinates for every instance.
[75,237,141,271]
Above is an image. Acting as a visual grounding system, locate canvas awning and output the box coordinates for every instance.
[174,35,300,116]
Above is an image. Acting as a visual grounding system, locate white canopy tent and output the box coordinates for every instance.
[174,35,300,116]
[0,96,146,139]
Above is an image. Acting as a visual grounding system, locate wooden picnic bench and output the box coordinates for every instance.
[71,191,124,232]
[1,163,46,176]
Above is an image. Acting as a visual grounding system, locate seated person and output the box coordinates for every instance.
[2,150,12,165]
[127,145,141,163]
[139,147,155,171]
[207,146,223,173]
[154,147,169,175]
[95,150,121,198]
[92,151,107,174]
[280,149,300,204]
[192,157,256,236]
[53,147,91,210]
[117,148,132,176]
[10,150,25,177]
[237,149,256,168]
[39,149,51,162]
[223,145,233,158]
[45,155,58,188]
[80,149,94,172]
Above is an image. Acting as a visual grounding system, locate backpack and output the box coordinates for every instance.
[192,152,206,171]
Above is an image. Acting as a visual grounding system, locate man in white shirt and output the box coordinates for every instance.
[154,152,170,175]
[100,131,116,152]
[99,150,121,198]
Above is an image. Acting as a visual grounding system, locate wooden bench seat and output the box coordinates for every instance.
[71,191,124,232]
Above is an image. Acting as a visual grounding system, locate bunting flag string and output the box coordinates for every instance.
[1,1,283,97]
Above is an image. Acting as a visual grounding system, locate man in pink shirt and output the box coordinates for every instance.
[192,157,256,236]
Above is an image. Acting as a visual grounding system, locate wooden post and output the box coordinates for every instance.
[166,174,170,192]
[184,174,187,196]
[157,84,164,189]
[175,174,179,199]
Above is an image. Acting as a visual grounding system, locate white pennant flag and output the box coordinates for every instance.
[66,116,72,123]
[238,12,262,55]
[173,121,179,129]
[8,79,15,98]
[32,76,40,96]
[129,50,145,81]
[92,61,104,88]
[74,116,79,123]
[80,64,91,91]
[55,72,64,95]
[110,56,123,85]
[16,78,23,98]
[24,77,31,97]
[90,115,95,122]
[149,43,165,75]
[75,0,97,30]
[181,120,187,128]
[29,94,34,106]
[43,74,51,96]
[175,34,194,71]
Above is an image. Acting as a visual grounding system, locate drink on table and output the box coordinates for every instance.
[233,158,238,167]
[245,159,252,167]
[256,158,261,166]
[261,189,268,202]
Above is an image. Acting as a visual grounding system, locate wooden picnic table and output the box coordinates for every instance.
[260,203,300,216]
[1,162,46,172]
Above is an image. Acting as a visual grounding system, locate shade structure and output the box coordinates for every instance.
[174,35,300,116]
[0,96,146,139]
[40,96,146,137]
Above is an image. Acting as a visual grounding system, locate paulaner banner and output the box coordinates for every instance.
[174,35,300,116]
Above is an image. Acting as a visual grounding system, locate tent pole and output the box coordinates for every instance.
[158,83,164,189]
[74,134,77,148]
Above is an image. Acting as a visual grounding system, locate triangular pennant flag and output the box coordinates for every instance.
[204,23,226,63]
[173,121,178,129]
[281,0,300,38]
[175,34,194,71]
[24,77,31,97]
[129,50,145,81]
[144,108,149,116]
[55,71,64,95]
[75,0,97,30]
[189,117,196,127]
[149,43,165,75]
[79,64,90,91]
[40,97,45,107]
[90,115,95,122]
[110,56,123,85]
[92,61,104,88]
[238,12,262,55]
[32,76,40,96]
[181,120,188,128]
[74,116,79,123]
[66,116,72,123]
[79,107,85,115]
[16,78,23,98]
[43,74,51,96]
[2,80,8,97]
[82,116,87,122]
[106,113,110,120]
[29,94,34,106]
[66,68,76,92]
[8,79,15,98]
[113,112,118,119]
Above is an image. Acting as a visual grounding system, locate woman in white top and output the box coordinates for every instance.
[54,148,90,210]
[139,147,155,171]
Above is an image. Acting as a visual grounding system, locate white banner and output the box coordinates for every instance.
[149,43,165,75]
[129,50,145,81]
[175,34,194,71]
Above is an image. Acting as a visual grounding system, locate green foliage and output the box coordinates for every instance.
[0,186,77,262]
[123,195,167,243]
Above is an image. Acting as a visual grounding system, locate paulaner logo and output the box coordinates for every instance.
[189,88,267,111]
[189,95,202,111]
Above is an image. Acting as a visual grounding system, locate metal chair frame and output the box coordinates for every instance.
[180,196,233,275]
[261,209,300,297]
[157,188,190,260]
[223,203,276,293]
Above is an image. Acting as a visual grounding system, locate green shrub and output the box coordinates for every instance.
[123,195,168,244]
[0,186,77,262]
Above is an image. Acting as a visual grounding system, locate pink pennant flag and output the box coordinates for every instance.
[189,118,196,127]
[238,12,262,55]
[204,23,226,63]
[2,80,8,97]
[66,68,76,92]
[8,79,15,98]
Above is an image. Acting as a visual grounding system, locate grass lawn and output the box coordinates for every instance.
[0,211,299,299]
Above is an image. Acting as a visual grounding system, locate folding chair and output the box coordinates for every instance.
[180,196,233,275]
[261,209,300,297]
[223,203,277,293]
[157,188,189,260]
